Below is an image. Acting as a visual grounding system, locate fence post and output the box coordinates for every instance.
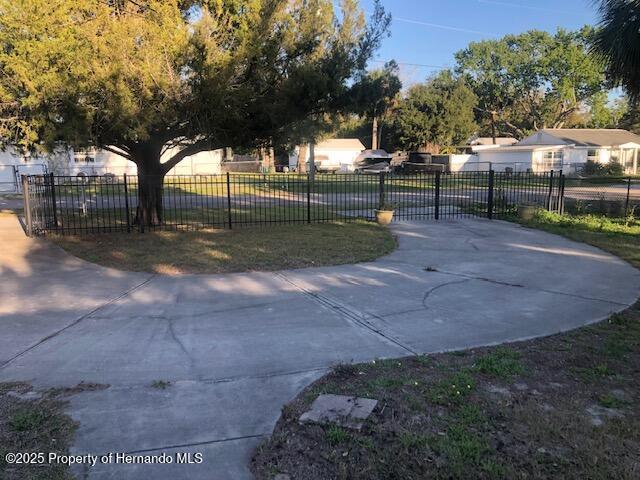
[546,170,555,211]
[487,169,494,219]
[22,175,32,237]
[378,172,386,209]
[12,165,18,193]
[558,173,566,215]
[306,173,311,224]
[123,173,131,233]
[226,172,233,229]
[49,172,58,228]
[434,170,441,220]
[624,176,632,218]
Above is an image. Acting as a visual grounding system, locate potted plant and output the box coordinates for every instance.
[376,202,396,225]
[517,202,537,221]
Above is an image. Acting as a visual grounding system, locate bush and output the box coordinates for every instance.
[582,160,604,176]
[604,160,624,176]
[582,159,625,177]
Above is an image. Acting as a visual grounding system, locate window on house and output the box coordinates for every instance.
[587,149,598,161]
[537,150,563,171]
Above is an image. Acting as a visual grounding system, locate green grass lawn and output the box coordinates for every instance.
[50,220,396,274]
[515,210,640,268]
[252,212,640,480]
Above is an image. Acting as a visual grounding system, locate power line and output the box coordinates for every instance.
[370,59,449,70]
[393,17,496,36]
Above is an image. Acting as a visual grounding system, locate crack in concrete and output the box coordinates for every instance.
[434,269,630,306]
[165,316,199,378]
[422,279,471,309]
[121,433,268,456]
[274,272,418,355]
[0,275,158,370]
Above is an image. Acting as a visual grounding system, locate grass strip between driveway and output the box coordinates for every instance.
[49,220,396,274]
[252,212,640,480]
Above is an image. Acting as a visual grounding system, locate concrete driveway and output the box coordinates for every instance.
[0,214,638,479]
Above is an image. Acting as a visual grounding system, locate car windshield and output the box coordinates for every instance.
[363,158,385,165]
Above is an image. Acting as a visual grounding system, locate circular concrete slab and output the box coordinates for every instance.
[0,216,638,479]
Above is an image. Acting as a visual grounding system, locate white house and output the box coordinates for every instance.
[476,129,640,174]
[289,138,366,172]
[0,144,224,192]
[65,146,224,177]
[0,148,48,192]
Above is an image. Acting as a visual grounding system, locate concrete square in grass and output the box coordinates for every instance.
[299,394,378,430]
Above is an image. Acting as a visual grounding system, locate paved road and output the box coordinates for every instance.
[0,215,638,479]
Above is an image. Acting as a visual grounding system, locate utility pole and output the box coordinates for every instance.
[371,115,378,150]
[309,141,315,184]
[490,110,497,145]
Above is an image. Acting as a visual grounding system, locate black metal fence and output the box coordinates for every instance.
[21,171,564,236]
[562,176,640,218]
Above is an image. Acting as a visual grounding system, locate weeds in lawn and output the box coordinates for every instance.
[603,335,632,359]
[399,431,431,450]
[326,426,350,445]
[598,393,629,409]
[10,407,48,432]
[151,380,171,389]
[332,363,357,378]
[474,348,524,378]
[435,423,489,476]
[572,363,615,381]
[429,371,475,405]
[456,404,486,427]
[367,377,407,391]
[414,354,432,366]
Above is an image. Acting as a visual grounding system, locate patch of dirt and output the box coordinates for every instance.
[252,304,640,479]
[0,383,78,480]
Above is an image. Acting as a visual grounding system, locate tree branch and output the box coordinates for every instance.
[101,144,132,160]
[161,139,217,174]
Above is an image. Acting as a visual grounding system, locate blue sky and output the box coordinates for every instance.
[360,0,599,86]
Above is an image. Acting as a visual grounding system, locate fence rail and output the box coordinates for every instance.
[22,171,564,236]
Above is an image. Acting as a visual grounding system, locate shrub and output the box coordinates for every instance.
[604,160,624,176]
[582,159,625,177]
[583,160,605,176]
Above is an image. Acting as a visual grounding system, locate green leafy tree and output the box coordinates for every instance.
[455,28,606,138]
[0,0,390,226]
[386,70,477,152]
[592,0,640,99]
[351,61,402,149]
[620,101,640,134]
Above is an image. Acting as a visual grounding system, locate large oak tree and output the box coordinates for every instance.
[455,28,606,138]
[0,0,390,225]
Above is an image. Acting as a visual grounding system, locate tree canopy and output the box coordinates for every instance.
[350,61,401,148]
[455,28,606,138]
[386,70,477,152]
[0,0,390,224]
[592,0,640,99]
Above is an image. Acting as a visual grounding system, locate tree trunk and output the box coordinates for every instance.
[371,115,378,150]
[297,143,308,173]
[309,142,315,183]
[131,141,165,230]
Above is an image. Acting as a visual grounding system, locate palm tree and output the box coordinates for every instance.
[592,1,640,98]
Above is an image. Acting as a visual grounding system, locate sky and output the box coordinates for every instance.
[360,0,599,86]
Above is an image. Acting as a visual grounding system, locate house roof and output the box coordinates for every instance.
[315,138,366,151]
[478,144,566,153]
[522,129,640,147]
[468,137,518,146]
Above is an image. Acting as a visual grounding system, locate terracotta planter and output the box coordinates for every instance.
[375,209,394,225]
[518,204,536,221]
